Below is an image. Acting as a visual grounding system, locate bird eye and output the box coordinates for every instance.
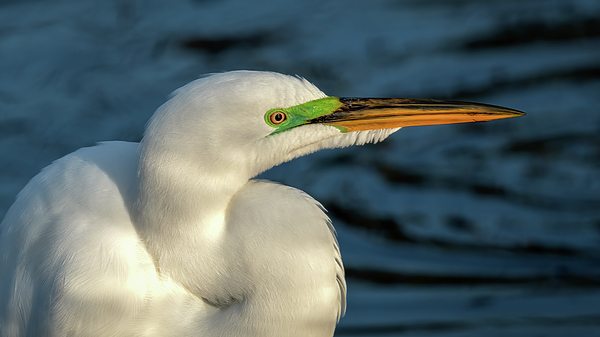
[269,111,287,125]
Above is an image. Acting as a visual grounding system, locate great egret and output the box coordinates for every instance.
[0,71,523,336]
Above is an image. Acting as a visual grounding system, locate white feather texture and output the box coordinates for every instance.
[0,71,397,336]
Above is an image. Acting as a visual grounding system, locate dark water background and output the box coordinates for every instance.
[1,0,599,335]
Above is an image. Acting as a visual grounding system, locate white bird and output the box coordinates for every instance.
[0,71,523,336]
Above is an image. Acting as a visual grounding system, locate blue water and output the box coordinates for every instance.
[1,0,600,335]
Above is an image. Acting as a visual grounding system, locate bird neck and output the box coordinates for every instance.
[132,143,252,300]
[131,142,343,335]
[135,157,245,226]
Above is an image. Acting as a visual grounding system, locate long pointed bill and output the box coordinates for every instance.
[308,97,525,132]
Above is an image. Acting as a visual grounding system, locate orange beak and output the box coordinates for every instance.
[308,97,525,132]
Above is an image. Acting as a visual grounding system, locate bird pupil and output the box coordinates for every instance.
[269,111,286,125]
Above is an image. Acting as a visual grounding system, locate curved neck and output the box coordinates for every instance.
[131,141,342,336]
[132,141,252,301]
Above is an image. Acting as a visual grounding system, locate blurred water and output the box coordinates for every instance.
[1,0,599,335]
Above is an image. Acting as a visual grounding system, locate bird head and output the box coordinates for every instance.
[141,71,524,179]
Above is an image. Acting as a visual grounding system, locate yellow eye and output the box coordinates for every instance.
[269,111,287,125]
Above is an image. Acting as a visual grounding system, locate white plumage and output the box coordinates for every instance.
[0,70,523,336]
[0,71,393,336]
